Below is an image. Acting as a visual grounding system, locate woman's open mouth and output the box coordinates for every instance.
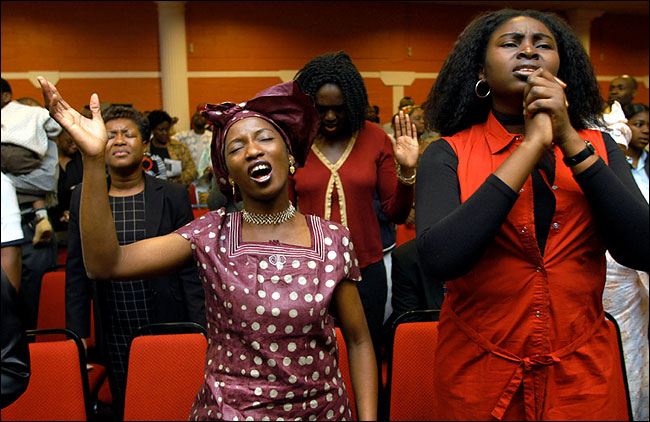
[248,162,273,183]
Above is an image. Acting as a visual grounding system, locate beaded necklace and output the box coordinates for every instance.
[242,203,296,225]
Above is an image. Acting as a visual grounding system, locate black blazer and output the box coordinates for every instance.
[65,174,206,345]
[390,238,445,322]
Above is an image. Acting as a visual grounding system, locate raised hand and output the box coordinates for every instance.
[523,68,578,147]
[388,110,420,169]
[37,76,108,158]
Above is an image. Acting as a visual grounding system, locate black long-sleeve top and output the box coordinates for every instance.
[415,131,649,281]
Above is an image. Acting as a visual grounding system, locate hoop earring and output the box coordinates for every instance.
[475,79,491,98]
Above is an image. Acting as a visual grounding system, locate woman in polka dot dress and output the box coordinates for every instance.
[38,77,380,421]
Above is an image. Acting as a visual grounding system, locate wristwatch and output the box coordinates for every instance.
[562,140,595,167]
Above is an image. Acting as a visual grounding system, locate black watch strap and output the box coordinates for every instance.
[562,141,595,167]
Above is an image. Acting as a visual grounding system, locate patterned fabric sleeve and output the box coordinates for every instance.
[174,208,225,246]
[168,138,198,186]
[322,219,362,284]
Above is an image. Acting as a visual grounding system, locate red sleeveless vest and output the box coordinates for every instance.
[431,113,627,421]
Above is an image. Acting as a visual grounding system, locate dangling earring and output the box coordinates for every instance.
[229,178,236,197]
[289,160,296,176]
[475,79,491,98]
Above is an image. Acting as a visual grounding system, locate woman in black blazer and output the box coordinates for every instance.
[64,105,205,414]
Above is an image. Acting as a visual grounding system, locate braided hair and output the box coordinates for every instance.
[294,51,368,133]
[423,9,604,137]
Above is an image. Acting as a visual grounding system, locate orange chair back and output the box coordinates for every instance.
[389,321,438,421]
[335,327,357,421]
[36,270,99,347]
[2,331,90,421]
[395,223,416,249]
[123,332,207,421]
[36,271,67,342]
[188,183,198,206]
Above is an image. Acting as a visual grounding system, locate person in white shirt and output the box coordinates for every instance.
[623,103,649,203]
[1,172,24,290]
[602,101,649,422]
[1,79,59,330]
[1,79,61,246]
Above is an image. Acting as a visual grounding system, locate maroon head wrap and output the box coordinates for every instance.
[201,80,320,197]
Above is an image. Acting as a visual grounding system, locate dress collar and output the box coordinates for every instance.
[484,111,523,155]
[627,149,648,169]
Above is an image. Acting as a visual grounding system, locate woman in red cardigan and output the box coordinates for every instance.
[290,51,419,373]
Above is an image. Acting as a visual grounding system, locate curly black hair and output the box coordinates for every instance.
[102,105,151,142]
[146,109,172,133]
[423,9,604,137]
[294,51,368,134]
[1,78,11,95]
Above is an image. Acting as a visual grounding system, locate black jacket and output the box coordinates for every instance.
[65,174,206,347]
[390,238,445,322]
[1,269,30,408]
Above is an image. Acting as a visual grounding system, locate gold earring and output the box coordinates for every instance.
[229,178,236,197]
[289,161,296,175]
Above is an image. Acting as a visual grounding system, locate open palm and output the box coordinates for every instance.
[389,111,420,169]
[38,76,108,158]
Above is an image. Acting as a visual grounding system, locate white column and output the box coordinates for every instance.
[379,71,416,113]
[156,1,190,132]
[392,86,405,113]
[565,9,604,57]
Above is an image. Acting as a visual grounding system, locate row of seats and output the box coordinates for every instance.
[5,263,630,421]
[22,269,113,411]
[2,319,438,421]
[1,323,206,421]
[1,264,440,420]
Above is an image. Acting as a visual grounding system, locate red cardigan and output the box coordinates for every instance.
[289,122,413,268]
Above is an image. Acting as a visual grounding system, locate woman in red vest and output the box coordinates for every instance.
[414,9,649,421]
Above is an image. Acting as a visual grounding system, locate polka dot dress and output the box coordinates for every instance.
[175,209,361,421]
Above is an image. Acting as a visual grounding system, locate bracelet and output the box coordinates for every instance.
[397,165,416,185]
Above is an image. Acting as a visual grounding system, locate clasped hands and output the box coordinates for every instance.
[522,68,581,150]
